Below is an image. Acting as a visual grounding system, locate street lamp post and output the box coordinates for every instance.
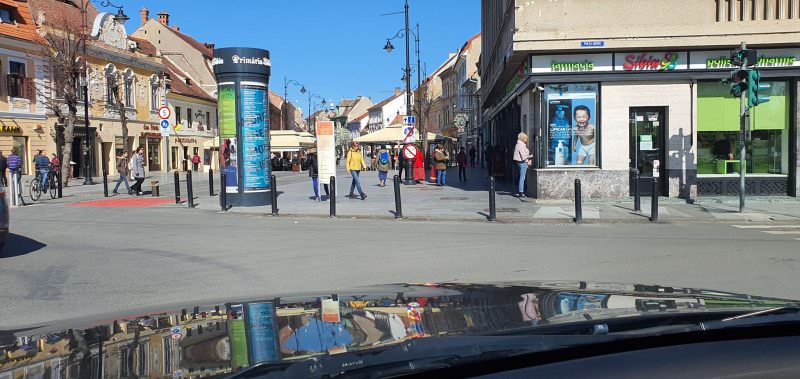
[308,93,325,134]
[79,0,129,185]
[283,77,305,131]
[383,0,421,185]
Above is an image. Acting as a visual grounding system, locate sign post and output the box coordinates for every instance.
[402,116,416,185]
[316,121,336,197]
[159,106,171,186]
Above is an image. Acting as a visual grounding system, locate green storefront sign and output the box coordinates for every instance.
[706,55,797,69]
[551,60,595,72]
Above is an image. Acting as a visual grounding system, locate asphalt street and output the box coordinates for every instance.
[1,203,799,329]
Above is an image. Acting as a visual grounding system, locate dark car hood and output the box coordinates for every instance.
[1,281,798,378]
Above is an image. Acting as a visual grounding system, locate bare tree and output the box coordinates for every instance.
[109,72,132,154]
[37,11,87,187]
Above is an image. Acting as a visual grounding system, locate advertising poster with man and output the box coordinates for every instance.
[546,84,598,166]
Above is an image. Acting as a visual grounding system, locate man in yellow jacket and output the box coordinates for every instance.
[346,141,367,200]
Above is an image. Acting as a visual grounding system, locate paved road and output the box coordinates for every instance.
[1,204,799,329]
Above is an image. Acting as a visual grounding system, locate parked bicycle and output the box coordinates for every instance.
[29,167,57,201]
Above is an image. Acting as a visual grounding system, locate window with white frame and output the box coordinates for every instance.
[8,60,26,98]
[149,75,159,111]
[122,69,135,108]
[105,65,117,104]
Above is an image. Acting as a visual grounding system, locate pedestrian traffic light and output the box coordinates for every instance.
[729,69,748,97]
[747,69,770,107]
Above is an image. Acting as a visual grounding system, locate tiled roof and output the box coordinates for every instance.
[350,112,368,122]
[169,26,213,58]
[0,0,44,43]
[338,98,355,107]
[388,113,404,126]
[164,59,215,102]
[28,0,101,31]
[367,92,402,112]
[268,90,283,109]
[128,36,157,56]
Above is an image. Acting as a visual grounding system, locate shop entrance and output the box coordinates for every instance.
[147,138,161,171]
[629,107,667,196]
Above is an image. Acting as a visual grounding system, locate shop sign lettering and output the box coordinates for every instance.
[551,60,594,72]
[706,55,797,69]
[623,53,679,71]
[0,124,22,133]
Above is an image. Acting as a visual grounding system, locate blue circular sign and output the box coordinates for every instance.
[160,119,170,129]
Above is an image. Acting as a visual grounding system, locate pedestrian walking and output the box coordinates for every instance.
[0,151,7,187]
[50,154,60,189]
[130,147,146,196]
[306,147,329,201]
[346,141,367,200]
[397,150,405,179]
[7,148,21,186]
[191,153,201,171]
[413,146,425,183]
[456,146,468,182]
[376,146,391,187]
[513,132,533,197]
[469,146,477,168]
[434,145,449,186]
[112,151,131,195]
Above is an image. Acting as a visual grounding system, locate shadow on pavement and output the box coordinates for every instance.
[1,233,47,259]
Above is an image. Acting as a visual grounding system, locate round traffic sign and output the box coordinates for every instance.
[403,144,418,160]
[160,119,170,129]
[170,333,182,340]
[158,106,171,120]
[170,326,181,334]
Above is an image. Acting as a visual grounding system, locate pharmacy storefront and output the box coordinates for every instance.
[514,48,799,199]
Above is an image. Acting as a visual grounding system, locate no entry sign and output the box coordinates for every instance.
[403,144,418,160]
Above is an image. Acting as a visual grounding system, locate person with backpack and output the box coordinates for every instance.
[434,145,449,186]
[376,146,391,187]
[191,153,201,171]
[112,151,131,195]
[456,146,468,182]
[306,147,329,201]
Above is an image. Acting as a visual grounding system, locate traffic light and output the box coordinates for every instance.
[729,69,748,97]
[747,70,770,107]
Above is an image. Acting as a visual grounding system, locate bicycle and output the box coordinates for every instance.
[29,168,57,201]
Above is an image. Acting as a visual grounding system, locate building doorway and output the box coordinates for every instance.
[147,138,161,171]
[629,107,667,196]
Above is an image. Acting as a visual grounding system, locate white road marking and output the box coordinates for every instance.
[763,231,800,235]
[732,225,800,229]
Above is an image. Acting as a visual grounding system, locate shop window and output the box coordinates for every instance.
[543,83,600,167]
[697,81,789,176]
[7,61,26,98]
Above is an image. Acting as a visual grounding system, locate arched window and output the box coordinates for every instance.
[149,74,160,111]
[104,64,117,105]
[122,68,135,107]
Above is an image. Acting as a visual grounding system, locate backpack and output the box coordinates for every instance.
[379,151,390,165]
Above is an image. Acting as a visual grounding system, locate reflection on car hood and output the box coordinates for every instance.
[1,281,798,378]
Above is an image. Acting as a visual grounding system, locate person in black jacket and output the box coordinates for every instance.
[307,148,330,201]
[0,151,7,187]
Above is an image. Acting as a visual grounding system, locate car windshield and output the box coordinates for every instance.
[1,1,800,378]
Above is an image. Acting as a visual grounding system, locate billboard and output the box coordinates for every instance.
[315,121,336,185]
[545,84,599,166]
[240,83,271,192]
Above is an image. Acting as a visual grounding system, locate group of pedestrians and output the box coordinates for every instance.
[112,147,146,196]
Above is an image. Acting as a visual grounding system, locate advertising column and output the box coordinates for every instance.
[213,47,272,207]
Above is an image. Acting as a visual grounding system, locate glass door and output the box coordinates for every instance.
[629,107,667,196]
[147,138,161,171]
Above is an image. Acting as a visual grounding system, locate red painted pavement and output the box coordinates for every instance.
[66,197,178,207]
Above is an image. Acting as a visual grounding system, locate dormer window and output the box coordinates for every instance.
[185,78,191,85]
[0,8,13,24]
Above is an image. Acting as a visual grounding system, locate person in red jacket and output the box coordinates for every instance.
[412,145,425,183]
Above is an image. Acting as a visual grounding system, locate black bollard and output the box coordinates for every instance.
[633,169,641,212]
[574,178,583,224]
[650,178,659,223]
[393,175,403,219]
[57,170,62,198]
[329,176,336,218]
[174,171,181,204]
[208,168,215,196]
[102,169,108,197]
[187,170,195,208]
[270,174,278,216]
[220,171,227,211]
[488,176,497,222]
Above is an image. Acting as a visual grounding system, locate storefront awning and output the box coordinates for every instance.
[355,126,453,144]
[270,130,316,152]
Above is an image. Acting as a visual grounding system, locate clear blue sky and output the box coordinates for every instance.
[115,0,480,114]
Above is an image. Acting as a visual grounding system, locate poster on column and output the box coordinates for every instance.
[240,83,271,192]
[545,84,599,166]
[316,121,336,185]
[221,137,238,192]
[218,83,238,192]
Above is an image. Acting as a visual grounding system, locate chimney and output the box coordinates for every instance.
[157,11,169,26]
[140,7,149,26]
[394,87,402,96]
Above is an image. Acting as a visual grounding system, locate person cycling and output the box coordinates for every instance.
[33,150,51,191]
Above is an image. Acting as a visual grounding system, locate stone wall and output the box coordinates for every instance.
[530,169,628,199]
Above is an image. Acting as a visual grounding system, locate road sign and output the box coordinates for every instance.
[170,326,181,334]
[170,333,182,340]
[403,115,416,125]
[403,144,418,160]
[158,106,171,120]
[160,119,171,136]
[402,126,415,143]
